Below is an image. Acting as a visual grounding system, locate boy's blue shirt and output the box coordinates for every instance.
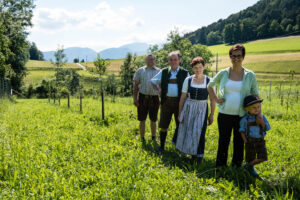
[239,113,271,138]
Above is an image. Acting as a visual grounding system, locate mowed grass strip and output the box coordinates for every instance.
[0,97,298,199]
[26,60,81,69]
[208,36,300,56]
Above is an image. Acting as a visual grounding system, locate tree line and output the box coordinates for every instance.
[184,0,300,45]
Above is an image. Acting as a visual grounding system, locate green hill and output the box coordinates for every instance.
[207,36,300,56]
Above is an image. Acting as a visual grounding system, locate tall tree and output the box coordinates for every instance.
[51,45,67,69]
[119,53,137,96]
[29,42,44,60]
[93,53,109,78]
[0,0,35,91]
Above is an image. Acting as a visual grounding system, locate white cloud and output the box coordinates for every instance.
[31,1,143,33]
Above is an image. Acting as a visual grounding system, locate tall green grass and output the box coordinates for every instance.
[0,95,298,199]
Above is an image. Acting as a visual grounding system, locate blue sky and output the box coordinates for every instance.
[28,0,259,51]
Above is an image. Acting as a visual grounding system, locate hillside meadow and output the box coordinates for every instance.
[207,36,300,56]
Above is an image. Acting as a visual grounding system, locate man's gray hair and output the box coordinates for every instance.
[168,50,181,59]
[145,54,155,60]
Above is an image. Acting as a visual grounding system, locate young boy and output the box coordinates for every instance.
[239,95,271,177]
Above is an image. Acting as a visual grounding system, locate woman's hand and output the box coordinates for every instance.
[215,98,225,104]
[178,112,183,123]
[208,114,214,125]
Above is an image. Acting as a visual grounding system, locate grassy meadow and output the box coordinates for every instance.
[8,36,298,198]
[0,91,299,199]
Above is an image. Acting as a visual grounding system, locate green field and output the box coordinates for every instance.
[207,36,300,56]
[24,60,122,88]
[0,94,299,199]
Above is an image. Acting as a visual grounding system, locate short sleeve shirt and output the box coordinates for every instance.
[134,66,160,95]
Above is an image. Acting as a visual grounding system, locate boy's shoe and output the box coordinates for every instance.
[244,164,259,177]
[243,163,250,170]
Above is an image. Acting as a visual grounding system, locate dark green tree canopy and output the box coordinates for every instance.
[184,0,300,45]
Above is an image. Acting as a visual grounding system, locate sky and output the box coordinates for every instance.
[28,0,259,52]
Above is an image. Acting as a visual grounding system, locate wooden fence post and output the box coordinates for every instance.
[68,94,70,108]
[269,81,272,101]
[80,95,82,112]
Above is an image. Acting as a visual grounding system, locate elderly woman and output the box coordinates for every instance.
[207,44,259,167]
[176,57,216,163]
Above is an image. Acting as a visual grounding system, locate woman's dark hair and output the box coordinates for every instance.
[229,44,246,58]
[191,57,205,67]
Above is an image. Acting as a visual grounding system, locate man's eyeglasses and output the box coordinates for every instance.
[230,55,243,59]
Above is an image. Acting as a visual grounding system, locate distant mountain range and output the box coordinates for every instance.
[43,42,150,62]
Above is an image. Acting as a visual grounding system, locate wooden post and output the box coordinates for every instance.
[80,95,82,112]
[68,94,70,108]
[58,96,60,106]
[269,81,271,101]
[216,53,218,74]
[101,90,105,120]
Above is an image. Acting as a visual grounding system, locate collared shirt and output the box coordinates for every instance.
[208,67,259,116]
[151,66,190,97]
[239,113,271,138]
[133,65,160,95]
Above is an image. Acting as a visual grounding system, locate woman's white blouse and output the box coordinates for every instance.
[182,75,208,93]
[219,79,242,115]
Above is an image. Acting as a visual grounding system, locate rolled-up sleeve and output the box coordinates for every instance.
[250,73,259,95]
[208,70,223,88]
[263,115,271,131]
[239,117,247,133]
[151,70,162,85]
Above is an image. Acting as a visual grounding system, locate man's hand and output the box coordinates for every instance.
[134,99,139,107]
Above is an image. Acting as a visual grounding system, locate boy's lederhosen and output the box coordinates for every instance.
[245,119,268,163]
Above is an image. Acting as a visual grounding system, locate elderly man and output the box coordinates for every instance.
[151,50,189,152]
[133,54,161,142]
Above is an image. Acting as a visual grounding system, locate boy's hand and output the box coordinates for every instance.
[256,113,264,126]
[241,132,248,143]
